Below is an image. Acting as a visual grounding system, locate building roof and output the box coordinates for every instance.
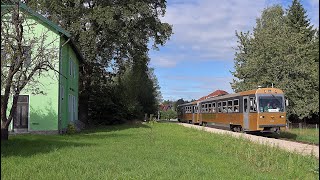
[1,2,84,63]
[197,89,228,101]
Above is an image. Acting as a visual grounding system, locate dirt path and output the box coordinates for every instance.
[179,123,319,159]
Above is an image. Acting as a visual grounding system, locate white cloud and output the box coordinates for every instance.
[151,0,319,69]
[150,0,267,67]
[150,56,179,68]
[160,75,235,100]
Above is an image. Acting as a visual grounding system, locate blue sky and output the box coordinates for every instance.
[149,0,319,101]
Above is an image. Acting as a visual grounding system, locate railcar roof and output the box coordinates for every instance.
[200,93,240,103]
[177,88,284,106]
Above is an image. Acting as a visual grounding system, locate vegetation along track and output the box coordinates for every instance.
[178,123,319,159]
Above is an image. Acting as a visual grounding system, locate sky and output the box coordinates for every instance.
[148,0,319,101]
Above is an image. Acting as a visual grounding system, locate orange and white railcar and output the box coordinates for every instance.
[177,88,287,133]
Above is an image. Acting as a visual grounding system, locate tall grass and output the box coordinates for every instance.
[1,123,318,179]
[263,127,319,144]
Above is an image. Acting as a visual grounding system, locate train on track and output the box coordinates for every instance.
[177,88,288,133]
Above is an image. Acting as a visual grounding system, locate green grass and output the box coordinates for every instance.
[263,128,319,144]
[1,122,319,180]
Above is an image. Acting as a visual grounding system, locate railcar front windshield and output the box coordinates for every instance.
[258,94,284,112]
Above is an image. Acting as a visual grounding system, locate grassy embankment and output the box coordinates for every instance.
[1,123,318,179]
[263,127,319,145]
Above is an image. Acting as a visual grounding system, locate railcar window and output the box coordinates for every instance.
[205,104,208,113]
[258,95,284,112]
[218,102,222,113]
[233,99,239,112]
[222,101,227,113]
[227,100,233,113]
[212,102,216,113]
[208,103,212,113]
[250,98,256,112]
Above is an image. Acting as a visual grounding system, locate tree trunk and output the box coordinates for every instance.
[1,128,9,140]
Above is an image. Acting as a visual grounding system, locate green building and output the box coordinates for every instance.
[1,3,84,134]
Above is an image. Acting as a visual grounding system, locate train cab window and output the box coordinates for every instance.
[227,100,233,113]
[233,99,239,112]
[250,97,257,112]
[212,102,216,113]
[208,103,212,113]
[222,101,227,113]
[218,102,222,113]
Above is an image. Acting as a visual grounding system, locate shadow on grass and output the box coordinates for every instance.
[80,122,151,135]
[157,120,179,123]
[1,122,152,158]
[249,131,298,140]
[1,136,95,158]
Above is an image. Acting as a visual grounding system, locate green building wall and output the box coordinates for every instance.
[59,38,79,131]
[4,9,80,133]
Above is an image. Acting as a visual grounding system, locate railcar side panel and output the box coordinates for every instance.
[249,113,258,130]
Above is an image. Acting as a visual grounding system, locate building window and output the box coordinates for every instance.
[60,86,64,100]
[69,94,78,122]
[69,58,76,79]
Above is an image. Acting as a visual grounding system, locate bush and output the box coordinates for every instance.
[66,123,77,134]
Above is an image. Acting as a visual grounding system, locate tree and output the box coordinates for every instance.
[25,0,172,125]
[160,109,177,120]
[1,2,59,140]
[173,98,186,111]
[286,0,314,39]
[231,4,318,121]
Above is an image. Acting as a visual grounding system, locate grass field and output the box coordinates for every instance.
[1,122,319,179]
[263,127,319,144]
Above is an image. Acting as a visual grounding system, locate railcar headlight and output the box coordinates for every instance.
[260,116,264,118]
[280,115,284,118]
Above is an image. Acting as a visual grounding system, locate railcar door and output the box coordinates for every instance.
[192,105,195,123]
[243,96,250,130]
